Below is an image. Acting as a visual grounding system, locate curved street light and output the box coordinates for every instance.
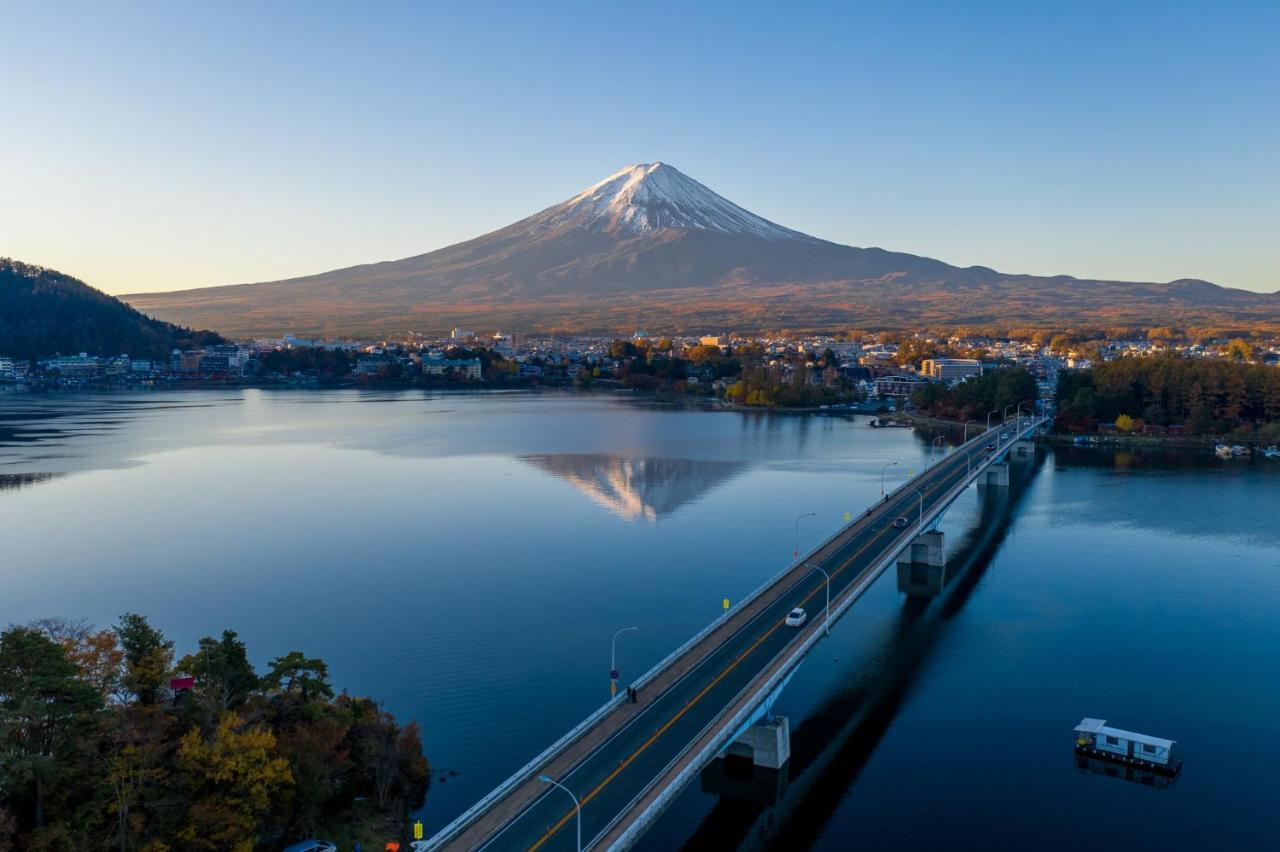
[610,627,639,697]
[538,775,582,852]
[930,435,945,465]
[794,512,816,558]
[880,461,899,497]
[987,410,999,431]
[963,419,977,442]
[914,489,925,527]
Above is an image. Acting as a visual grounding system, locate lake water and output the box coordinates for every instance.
[2,389,1278,849]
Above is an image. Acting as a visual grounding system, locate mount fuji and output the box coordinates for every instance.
[125,163,1278,337]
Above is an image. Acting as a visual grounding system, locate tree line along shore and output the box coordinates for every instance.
[0,615,428,851]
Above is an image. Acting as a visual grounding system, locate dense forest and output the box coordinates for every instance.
[0,615,428,851]
[0,259,223,359]
[1055,356,1280,437]
[909,368,1039,421]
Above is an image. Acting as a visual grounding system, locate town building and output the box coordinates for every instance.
[921,358,983,382]
[47,353,100,378]
[421,355,482,379]
[874,374,928,397]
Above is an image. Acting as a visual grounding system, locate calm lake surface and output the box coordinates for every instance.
[2,389,1278,849]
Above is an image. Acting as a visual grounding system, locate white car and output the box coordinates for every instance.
[1000,432,1009,440]
[785,607,807,627]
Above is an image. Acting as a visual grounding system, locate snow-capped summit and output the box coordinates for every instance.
[127,159,1272,341]
[539,162,806,240]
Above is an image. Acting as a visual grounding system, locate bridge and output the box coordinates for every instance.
[425,415,1048,852]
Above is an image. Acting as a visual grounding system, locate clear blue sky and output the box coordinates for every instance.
[3,0,1276,294]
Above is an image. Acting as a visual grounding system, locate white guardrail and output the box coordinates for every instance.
[426,417,1044,849]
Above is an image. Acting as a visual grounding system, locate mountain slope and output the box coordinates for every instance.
[1,258,223,359]
[123,163,1280,337]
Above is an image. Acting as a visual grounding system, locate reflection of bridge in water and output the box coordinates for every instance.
[428,417,1047,851]
[520,454,747,521]
[691,449,1046,852]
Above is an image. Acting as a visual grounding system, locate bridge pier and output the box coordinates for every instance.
[897,530,945,568]
[724,716,791,769]
[898,560,946,597]
[896,530,946,596]
[1013,439,1034,456]
[978,461,1009,488]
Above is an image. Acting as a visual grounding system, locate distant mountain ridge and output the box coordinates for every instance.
[122,163,1280,337]
[1,258,222,359]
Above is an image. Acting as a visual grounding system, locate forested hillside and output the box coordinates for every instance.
[1,258,222,359]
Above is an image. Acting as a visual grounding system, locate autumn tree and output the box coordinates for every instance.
[1225,338,1255,362]
[176,713,292,851]
[29,618,124,701]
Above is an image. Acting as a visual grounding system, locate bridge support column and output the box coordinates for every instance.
[896,530,945,569]
[979,462,1009,488]
[896,530,946,596]
[1013,439,1034,456]
[725,716,791,769]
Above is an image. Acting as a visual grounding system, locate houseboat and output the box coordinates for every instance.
[1263,445,1280,459]
[1073,718,1181,775]
[1214,444,1233,458]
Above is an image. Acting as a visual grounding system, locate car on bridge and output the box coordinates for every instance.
[785,607,807,627]
[893,516,910,528]
[985,443,996,452]
[1000,432,1010,441]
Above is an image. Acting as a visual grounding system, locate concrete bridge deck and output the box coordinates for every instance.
[427,417,1046,852]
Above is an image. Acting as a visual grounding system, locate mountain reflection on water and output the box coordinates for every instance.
[521,454,748,521]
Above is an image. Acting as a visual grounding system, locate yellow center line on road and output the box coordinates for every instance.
[527,466,962,851]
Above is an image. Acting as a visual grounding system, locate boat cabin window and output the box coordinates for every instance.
[1105,735,1121,746]
[1142,743,1158,753]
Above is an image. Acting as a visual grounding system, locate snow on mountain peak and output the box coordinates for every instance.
[541,162,805,240]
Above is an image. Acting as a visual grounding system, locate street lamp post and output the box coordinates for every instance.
[807,564,832,635]
[538,775,582,852]
[963,419,976,442]
[880,461,899,497]
[610,627,638,697]
[987,410,998,431]
[794,512,816,558]
[931,436,945,465]
[914,489,924,527]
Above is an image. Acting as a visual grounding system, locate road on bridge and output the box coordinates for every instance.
[441,421,1040,852]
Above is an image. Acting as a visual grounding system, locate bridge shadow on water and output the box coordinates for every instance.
[678,449,1047,852]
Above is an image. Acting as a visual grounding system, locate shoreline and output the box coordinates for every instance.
[906,410,1279,449]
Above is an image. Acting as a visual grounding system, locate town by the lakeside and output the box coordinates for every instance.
[6,327,1280,452]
